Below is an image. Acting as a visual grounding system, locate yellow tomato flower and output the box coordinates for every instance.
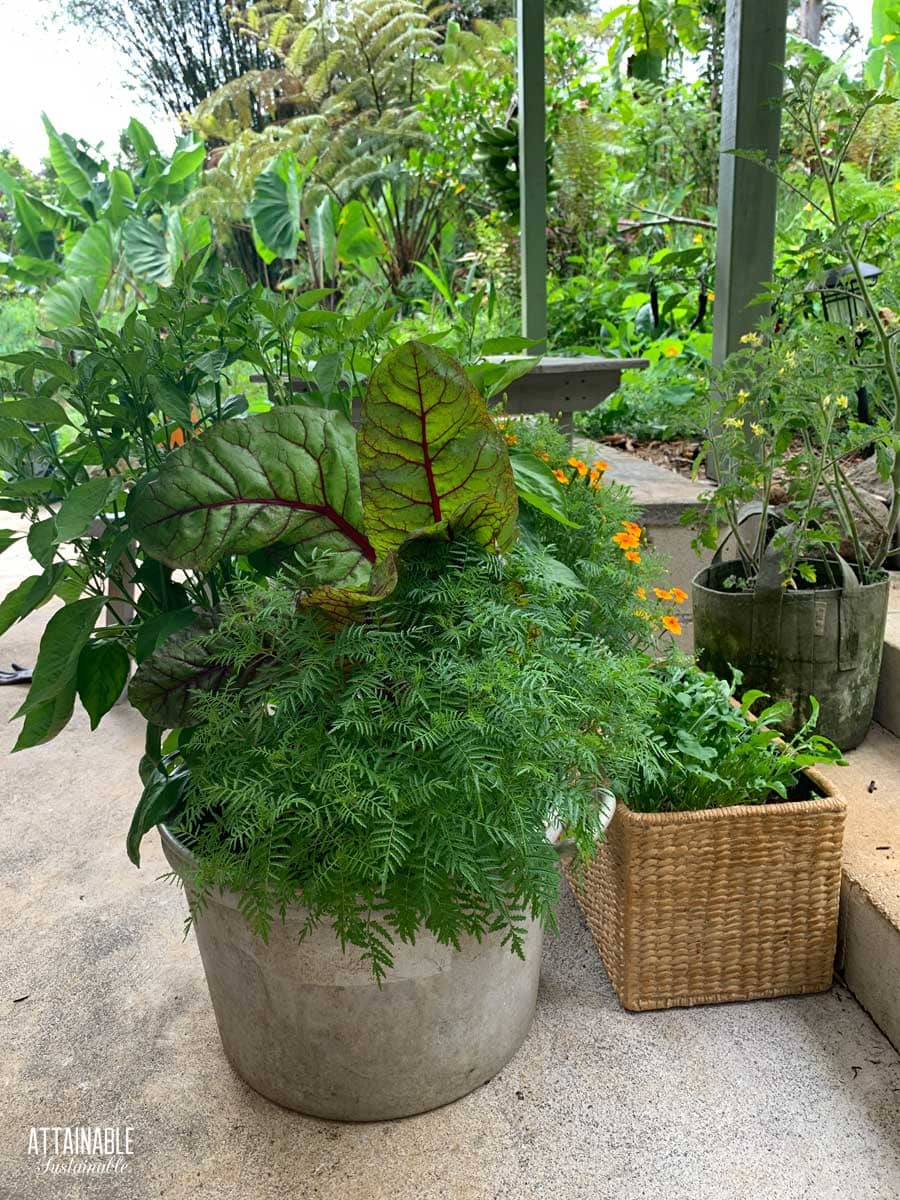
[692,233,703,244]
[740,331,762,347]
[736,388,749,404]
[661,614,682,635]
[707,290,715,302]
[671,587,688,604]
[822,394,832,408]
[723,417,745,429]
[882,32,897,43]
[835,394,849,409]
[750,422,765,436]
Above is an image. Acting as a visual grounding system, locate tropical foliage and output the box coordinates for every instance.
[0,117,210,326]
[3,1,900,438]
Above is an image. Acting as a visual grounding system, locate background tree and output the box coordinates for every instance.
[63,0,279,125]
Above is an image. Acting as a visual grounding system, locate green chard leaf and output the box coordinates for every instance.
[358,340,518,556]
[126,407,374,582]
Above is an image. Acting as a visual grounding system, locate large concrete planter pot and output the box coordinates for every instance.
[692,556,889,750]
[160,826,542,1120]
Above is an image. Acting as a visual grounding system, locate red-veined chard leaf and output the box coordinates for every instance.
[126,407,374,581]
[358,340,517,556]
[129,620,230,728]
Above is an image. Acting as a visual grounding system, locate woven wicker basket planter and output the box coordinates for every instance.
[565,769,846,1012]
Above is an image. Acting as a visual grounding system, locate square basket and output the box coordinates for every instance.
[565,769,846,1011]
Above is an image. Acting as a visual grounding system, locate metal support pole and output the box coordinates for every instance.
[518,0,547,349]
[712,0,789,366]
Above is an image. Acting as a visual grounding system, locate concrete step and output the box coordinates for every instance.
[828,724,900,1051]
[875,580,900,738]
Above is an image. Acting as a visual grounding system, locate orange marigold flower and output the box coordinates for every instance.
[662,615,682,635]
[635,586,647,600]
[622,521,642,536]
[552,468,570,485]
[653,587,673,601]
[504,433,518,445]
[589,468,601,484]
[593,460,609,472]
[567,456,588,476]
[625,550,641,564]
[671,587,688,604]
[536,450,550,462]
[613,531,640,550]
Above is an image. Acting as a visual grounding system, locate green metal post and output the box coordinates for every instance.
[712,0,789,366]
[518,0,547,348]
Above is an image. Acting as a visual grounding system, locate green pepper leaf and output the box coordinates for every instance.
[126,769,189,867]
[12,675,78,752]
[14,596,105,720]
[77,639,130,731]
[0,564,67,637]
[55,475,122,542]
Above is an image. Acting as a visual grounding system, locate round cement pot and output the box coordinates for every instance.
[693,557,889,751]
[160,826,543,1120]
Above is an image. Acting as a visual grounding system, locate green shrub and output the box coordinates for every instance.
[618,660,845,813]
[576,359,706,442]
[174,538,652,976]
[0,296,39,356]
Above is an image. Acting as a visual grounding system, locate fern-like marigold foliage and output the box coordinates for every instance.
[173,537,652,978]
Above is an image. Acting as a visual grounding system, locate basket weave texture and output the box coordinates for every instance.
[565,769,846,1011]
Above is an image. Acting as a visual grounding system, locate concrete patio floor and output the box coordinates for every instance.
[3,542,900,1200]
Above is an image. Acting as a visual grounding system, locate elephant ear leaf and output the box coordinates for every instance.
[126,407,374,582]
[358,340,517,556]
